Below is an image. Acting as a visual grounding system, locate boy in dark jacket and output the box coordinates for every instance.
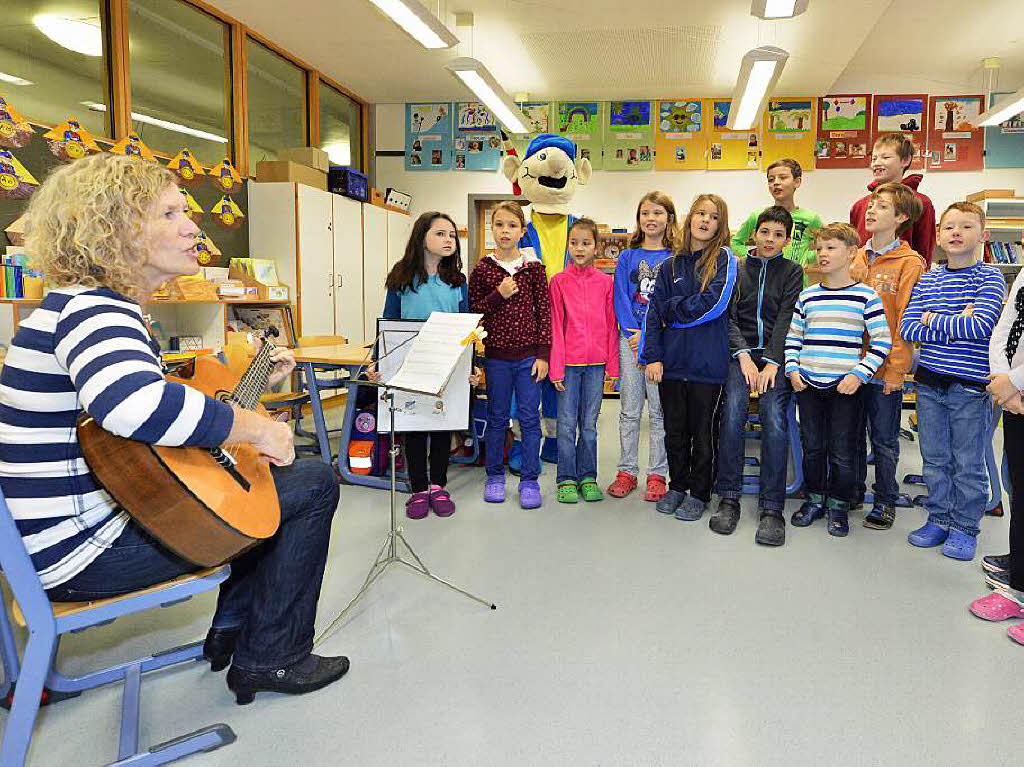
[713,207,803,546]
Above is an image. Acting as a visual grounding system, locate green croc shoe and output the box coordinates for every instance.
[557,481,579,503]
[579,478,603,502]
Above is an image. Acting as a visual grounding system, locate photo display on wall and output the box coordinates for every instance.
[815,94,872,168]
[603,101,654,171]
[983,92,1024,169]
[706,100,760,171]
[762,98,817,171]
[405,102,453,171]
[655,99,707,171]
[872,94,927,170]
[556,101,604,169]
[454,103,501,171]
[927,95,985,171]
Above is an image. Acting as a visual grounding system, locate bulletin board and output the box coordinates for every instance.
[927,95,985,171]
[872,94,927,170]
[405,102,454,171]
[815,94,872,169]
[983,92,1024,169]
[761,98,817,171]
[655,99,707,171]
[706,100,760,171]
[454,103,502,172]
[556,101,604,169]
[603,101,654,171]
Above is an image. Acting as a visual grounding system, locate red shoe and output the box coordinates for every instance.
[970,591,1024,621]
[644,474,667,502]
[429,485,456,517]
[405,491,430,520]
[607,472,637,498]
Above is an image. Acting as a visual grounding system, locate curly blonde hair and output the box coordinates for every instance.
[24,153,176,301]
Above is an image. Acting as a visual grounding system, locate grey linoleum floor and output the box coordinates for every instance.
[2,401,1018,767]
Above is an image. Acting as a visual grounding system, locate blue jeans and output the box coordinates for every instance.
[556,365,605,483]
[715,357,791,511]
[916,382,990,535]
[797,383,864,506]
[856,383,903,506]
[47,459,339,671]
[485,357,541,482]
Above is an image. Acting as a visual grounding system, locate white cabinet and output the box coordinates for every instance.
[361,206,412,342]
[331,194,364,344]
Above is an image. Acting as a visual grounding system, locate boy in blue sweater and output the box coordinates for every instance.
[899,201,1005,561]
[785,223,892,537]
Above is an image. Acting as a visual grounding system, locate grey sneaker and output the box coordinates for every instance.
[675,496,707,521]
[656,489,686,515]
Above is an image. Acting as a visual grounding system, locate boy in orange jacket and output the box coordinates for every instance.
[850,181,925,529]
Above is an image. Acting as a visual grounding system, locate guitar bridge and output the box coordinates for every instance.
[210,448,252,492]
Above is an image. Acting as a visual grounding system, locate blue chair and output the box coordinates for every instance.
[0,488,236,766]
[741,398,804,498]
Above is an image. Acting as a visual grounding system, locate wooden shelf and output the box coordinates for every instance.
[0,298,42,304]
[146,298,291,305]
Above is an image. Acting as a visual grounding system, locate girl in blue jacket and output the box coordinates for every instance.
[640,194,737,521]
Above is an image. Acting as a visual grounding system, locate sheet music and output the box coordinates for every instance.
[385,312,483,396]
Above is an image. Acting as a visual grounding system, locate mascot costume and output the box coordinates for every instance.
[501,133,592,465]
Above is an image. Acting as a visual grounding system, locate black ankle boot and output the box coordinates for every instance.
[226,654,351,705]
[203,628,241,673]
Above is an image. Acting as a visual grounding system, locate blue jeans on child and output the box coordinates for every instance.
[915,382,990,536]
[716,356,791,512]
[485,357,541,482]
[556,364,606,483]
[855,382,903,506]
[796,383,864,506]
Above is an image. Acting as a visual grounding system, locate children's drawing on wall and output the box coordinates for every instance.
[876,97,924,132]
[609,101,651,129]
[409,103,449,134]
[457,103,496,132]
[558,102,599,138]
[934,98,980,134]
[713,102,730,129]
[769,100,813,132]
[520,103,551,135]
[659,100,701,136]
[710,143,722,161]
[820,96,867,131]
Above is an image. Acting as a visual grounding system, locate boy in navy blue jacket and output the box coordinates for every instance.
[641,194,737,522]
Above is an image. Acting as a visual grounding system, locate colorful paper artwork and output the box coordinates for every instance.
[212,195,244,229]
[815,94,871,168]
[520,103,550,135]
[605,101,653,171]
[454,103,501,172]
[556,102,603,169]
[405,103,453,171]
[180,189,203,222]
[655,99,706,171]
[194,230,220,266]
[927,95,985,171]
[873,95,927,169]
[0,95,34,149]
[706,100,760,171]
[0,149,38,199]
[167,149,206,186]
[209,158,242,193]
[762,98,817,170]
[110,132,157,162]
[43,118,103,162]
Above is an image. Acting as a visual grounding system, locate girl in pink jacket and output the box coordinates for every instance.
[549,218,620,503]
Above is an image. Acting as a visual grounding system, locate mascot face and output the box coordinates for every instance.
[502,134,592,215]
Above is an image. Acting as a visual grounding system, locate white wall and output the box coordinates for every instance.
[374,103,1024,234]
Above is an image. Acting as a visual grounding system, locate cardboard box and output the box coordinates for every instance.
[255,161,327,191]
[371,188,386,207]
[276,147,330,173]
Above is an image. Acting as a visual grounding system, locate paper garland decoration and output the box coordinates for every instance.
[707,100,760,171]
[180,189,203,222]
[604,101,654,171]
[556,101,604,170]
[194,230,221,266]
[926,95,985,171]
[454,103,501,172]
[209,158,242,193]
[110,131,157,162]
[43,118,103,162]
[872,94,927,170]
[761,98,817,171]
[167,148,206,185]
[405,102,453,171]
[984,92,1024,169]
[815,94,872,169]
[655,99,707,171]
[0,149,39,199]
[0,94,34,149]
[211,195,244,229]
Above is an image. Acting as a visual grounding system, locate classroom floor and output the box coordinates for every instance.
[3,401,1018,767]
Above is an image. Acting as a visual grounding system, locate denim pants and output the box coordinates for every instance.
[659,379,723,502]
[855,382,903,506]
[616,336,668,477]
[915,382,990,536]
[796,383,864,506]
[485,356,541,482]
[556,364,605,483]
[715,356,792,512]
[47,459,340,671]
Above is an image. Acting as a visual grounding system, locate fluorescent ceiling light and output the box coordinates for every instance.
[445,57,530,135]
[726,46,790,130]
[82,102,228,144]
[751,0,810,19]
[978,86,1024,127]
[33,14,102,57]
[0,72,33,86]
[367,0,458,49]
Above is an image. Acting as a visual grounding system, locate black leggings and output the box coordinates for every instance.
[404,430,451,492]
[1002,413,1024,591]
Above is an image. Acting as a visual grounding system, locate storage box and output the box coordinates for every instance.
[370,187,386,207]
[255,160,327,191]
[967,189,1016,202]
[384,188,412,212]
[276,147,330,173]
[328,167,369,202]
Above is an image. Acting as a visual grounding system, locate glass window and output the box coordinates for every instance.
[319,81,361,170]
[0,0,111,137]
[246,38,305,164]
[128,0,231,166]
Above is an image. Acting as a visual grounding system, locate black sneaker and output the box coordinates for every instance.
[709,497,741,535]
[982,554,1011,574]
[863,503,895,530]
[755,510,785,546]
[986,569,1011,591]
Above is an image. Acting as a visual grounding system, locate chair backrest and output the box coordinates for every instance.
[0,486,54,630]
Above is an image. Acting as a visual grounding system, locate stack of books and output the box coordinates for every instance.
[986,241,1024,264]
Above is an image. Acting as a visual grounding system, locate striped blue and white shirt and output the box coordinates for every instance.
[784,282,892,387]
[899,262,1006,385]
[0,287,234,589]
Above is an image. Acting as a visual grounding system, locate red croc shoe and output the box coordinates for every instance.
[644,474,667,502]
[607,471,637,498]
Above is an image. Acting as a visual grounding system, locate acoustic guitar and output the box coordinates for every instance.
[77,329,283,566]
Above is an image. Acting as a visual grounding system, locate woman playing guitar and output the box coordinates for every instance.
[0,153,348,704]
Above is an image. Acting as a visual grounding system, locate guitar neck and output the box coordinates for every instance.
[231,340,274,410]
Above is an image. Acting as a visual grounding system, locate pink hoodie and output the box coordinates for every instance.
[549,262,620,383]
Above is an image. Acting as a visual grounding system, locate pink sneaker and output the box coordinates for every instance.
[969,592,1024,622]
[429,485,456,517]
[1008,624,1024,646]
[405,491,430,520]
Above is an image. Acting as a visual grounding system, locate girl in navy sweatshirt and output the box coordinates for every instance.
[640,194,737,521]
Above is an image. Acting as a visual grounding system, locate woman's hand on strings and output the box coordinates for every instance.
[266,346,296,389]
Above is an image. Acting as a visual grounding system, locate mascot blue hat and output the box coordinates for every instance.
[524,134,576,161]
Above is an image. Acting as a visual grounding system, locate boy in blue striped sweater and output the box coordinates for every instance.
[785,223,892,536]
[899,201,1005,561]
